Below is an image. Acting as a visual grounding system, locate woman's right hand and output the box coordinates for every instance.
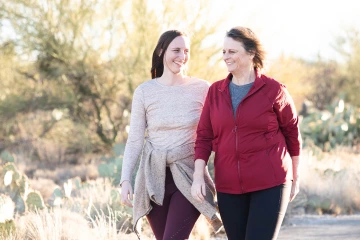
[120,180,133,207]
[191,174,206,202]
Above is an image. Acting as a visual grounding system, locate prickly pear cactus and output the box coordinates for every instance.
[52,188,63,198]
[0,151,15,163]
[0,194,15,223]
[113,143,125,157]
[1,162,20,185]
[63,179,72,198]
[15,196,26,214]
[49,187,63,207]
[71,176,82,189]
[98,163,114,178]
[1,162,30,215]
[26,191,45,212]
[16,175,29,196]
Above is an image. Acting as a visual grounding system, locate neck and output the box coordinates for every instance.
[157,70,187,86]
[232,67,256,86]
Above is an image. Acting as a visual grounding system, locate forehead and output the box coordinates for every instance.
[223,37,244,49]
[168,36,190,49]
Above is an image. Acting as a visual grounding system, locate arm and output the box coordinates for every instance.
[290,155,300,201]
[191,159,207,202]
[273,85,302,157]
[273,84,302,201]
[120,86,146,207]
[192,91,214,202]
[194,90,214,163]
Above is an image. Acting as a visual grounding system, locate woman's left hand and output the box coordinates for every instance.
[191,174,206,202]
[290,179,300,202]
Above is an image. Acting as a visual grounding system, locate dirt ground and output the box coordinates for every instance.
[278,214,360,240]
[210,214,360,240]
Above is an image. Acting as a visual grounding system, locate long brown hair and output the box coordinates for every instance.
[151,30,187,79]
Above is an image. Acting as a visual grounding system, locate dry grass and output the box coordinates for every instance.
[290,147,360,215]
[2,146,359,240]
[7,208,137,240]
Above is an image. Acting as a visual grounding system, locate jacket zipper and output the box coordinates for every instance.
[221,88,244,193]
[219,78,265,193]
[234,124,243,193]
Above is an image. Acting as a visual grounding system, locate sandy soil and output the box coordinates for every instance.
[278,214,360,240]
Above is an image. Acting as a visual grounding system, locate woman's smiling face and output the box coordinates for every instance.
[163,36,190,75]
[223,37,254,74]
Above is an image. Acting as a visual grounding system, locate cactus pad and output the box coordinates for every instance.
[0,151,15,163]
[26,191,45,212]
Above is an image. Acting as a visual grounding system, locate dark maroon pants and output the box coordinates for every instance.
[146,168,200,240]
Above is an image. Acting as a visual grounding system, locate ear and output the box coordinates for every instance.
[158,49,163,57]
[249,51,255,60]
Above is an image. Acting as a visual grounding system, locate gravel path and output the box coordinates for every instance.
[278,214,360,240]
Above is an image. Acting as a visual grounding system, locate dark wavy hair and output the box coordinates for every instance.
[151,30,187,79]
[226,27,265,70]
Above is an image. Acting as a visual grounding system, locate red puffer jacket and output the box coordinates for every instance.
[195,72,302,194]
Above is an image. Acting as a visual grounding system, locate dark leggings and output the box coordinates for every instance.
[217,181,291,240]
[146,168,200,240]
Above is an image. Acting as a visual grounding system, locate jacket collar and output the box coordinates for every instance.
[218,69,265,92]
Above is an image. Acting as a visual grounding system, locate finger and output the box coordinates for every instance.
[121,197,133,207]
[289,192,294,202]
[129,190,133,201]
[124,201,133,208]
[194,189,202,202]
[201,184,206,197]
[197,191,204,201]
[126,200,133,208]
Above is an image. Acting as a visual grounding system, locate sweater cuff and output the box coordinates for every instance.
[119,173,132,186]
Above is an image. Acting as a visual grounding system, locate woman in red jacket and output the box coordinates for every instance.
[191,26,302,240]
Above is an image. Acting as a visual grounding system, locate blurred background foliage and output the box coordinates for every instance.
[0,0,226,159]
[0,0,360,237]
[0,0,359,173]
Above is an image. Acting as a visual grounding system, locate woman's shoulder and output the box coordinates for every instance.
[259,74,289,99]
[137,79,157,89]
[188,77,210,87]
[208,77,227,91]
[260,74,284,88]
[134,79,159,93]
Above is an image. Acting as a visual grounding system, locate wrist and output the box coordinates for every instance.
[193,172,204,179]
[120,180,130,186]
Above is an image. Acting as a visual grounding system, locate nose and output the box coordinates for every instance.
[179,51,186,60]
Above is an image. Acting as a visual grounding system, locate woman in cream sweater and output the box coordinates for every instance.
[120,30,221,240]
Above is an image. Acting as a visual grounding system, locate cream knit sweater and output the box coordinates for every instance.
[120,77,210,184]
[120,77,223,237]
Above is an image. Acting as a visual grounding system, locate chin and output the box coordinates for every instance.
[227,68,234,73]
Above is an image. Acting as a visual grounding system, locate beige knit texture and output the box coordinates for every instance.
[119,78,223,238]
[133,141,222,238]
[120,77,210,184]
